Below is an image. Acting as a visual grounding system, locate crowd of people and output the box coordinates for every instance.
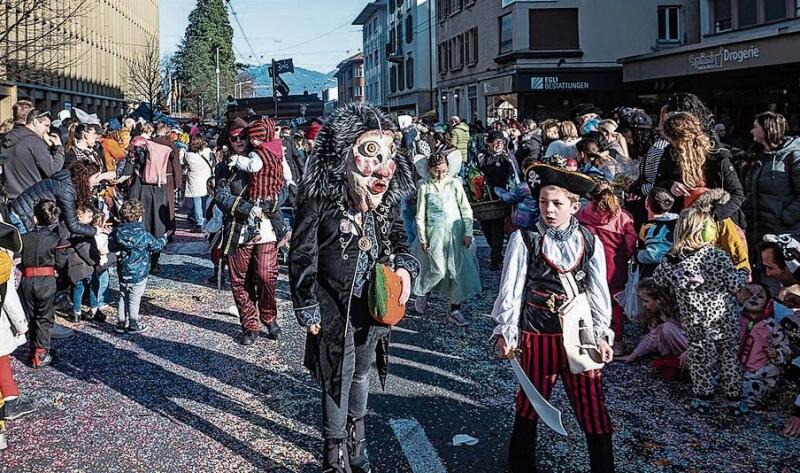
[0,93,798,471]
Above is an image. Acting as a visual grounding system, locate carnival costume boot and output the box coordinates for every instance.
[323,438,352,473]
[508,414,538,473]
[347,416,371,473]
[586,433,615,473]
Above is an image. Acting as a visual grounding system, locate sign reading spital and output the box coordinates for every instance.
[689,45,760,71]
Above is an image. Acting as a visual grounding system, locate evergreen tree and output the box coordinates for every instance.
[174,0,235,118]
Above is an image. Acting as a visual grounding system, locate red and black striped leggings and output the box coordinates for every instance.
[515,331,612,434]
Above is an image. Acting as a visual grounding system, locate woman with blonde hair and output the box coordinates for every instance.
[545,120,580,159]
[653,206,749,415]
[655,111,745,227]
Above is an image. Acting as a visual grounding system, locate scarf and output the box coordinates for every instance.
[541,216,579,241]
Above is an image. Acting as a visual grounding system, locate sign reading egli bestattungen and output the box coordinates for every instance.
[530,76,590,90]
[689,45,760,72]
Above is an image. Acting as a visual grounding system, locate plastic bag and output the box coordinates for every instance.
[623,262,641,323]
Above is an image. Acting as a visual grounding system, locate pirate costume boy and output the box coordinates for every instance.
[289,103,419,472]
[492,163,615,472]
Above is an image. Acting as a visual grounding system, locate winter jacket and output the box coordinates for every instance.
[577,203,637,289]
[10,169,97,237]
[183,148,214,198]
[0,280,28,357]
[449,122,470,162]
[743,136,800,239]
[636,213,678,272]
[0,124,65,199]
[655,146,745,228]
[692,188,750,271]
[55,222,94,284]
[110,222,166,284]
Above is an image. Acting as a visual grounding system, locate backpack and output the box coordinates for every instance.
[141,140,172,186]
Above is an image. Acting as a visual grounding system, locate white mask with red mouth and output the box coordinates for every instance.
[346,130,398,212]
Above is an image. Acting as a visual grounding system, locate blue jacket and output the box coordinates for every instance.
[636,214,678,265]
[110,222,166,284]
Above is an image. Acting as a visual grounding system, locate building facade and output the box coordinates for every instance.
[0,0,160,121]
[335,54,366,105]
[353,1,389,107]
[622,0,800,135]
[443,0,695,123]
[386,0,436,115]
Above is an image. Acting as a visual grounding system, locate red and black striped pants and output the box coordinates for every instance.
[228,242,278,331]
[515,331,612,434]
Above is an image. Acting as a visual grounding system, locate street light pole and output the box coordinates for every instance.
[234,80,253,99]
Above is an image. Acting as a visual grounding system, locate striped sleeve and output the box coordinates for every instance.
[640,139,668,196]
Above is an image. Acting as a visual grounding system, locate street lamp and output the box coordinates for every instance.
[235,80,253,99]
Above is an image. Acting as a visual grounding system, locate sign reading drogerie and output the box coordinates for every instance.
[689,45,760,71]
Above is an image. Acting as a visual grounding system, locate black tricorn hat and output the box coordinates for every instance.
[0,221,22,253]
[525,163,596,196]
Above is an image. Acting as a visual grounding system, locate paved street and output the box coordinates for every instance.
[2,224,799,472]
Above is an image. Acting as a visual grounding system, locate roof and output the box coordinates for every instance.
[352,1,385,25]
[335,53,364,72]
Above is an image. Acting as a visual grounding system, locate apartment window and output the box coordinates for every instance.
[499,13,513,54]
[658,6,681,42]
[406,14,413,43]
[398,60,405,91]
[390,65,397,93]
[449,35,464,71]
[466,0,476,6]
[355,65,364,78]
[438,41,448,74]
[713,0,732,31]
[451,0,463,15]
[765,0,788,21]
[389,0,396,11]
[397,17,404,48]
[529,9,579,50]
[354,85,364,97]
[738,0,758,27]
[406,57,414,88]
[466,27,479,66]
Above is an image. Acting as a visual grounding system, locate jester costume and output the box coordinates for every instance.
[289,104,419,472]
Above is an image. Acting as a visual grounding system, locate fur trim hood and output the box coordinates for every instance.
[297,103,414,207]
[691,188,729,213]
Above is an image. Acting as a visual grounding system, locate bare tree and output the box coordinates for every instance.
[125,34,166,122]
[0,0,93,83]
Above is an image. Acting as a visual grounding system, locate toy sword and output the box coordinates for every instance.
[507,350,567,436]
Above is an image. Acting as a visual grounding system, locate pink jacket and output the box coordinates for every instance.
[577,203,637,289]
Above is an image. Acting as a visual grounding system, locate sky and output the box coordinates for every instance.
[159,0,368,73]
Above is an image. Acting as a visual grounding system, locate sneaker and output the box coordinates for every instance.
[115,322,127,334]
[414,295,428,314]
[447,310,471,327]
[2,397,37,420]
[241,330,258,346]
[127,321,148,334]
[266,321,282,341]
[687,398,712,415]
[92,309,107,323]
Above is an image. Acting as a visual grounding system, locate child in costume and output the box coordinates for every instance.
[413,151,481,327]
[652,207,750,415]
[19,200,61,368]
[290,104,419,473]
[577,181,637,355]
[617,278,687,364]
[635,187,678,279]
[492,162,615,473]
[738,282,791,407]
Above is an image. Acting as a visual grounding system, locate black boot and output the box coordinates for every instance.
[347,417,371,473]
[586,433,615,473]
[323,438,352,473]
[508,415,537,473]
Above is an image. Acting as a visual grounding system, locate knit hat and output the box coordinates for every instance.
[247,118,275,141]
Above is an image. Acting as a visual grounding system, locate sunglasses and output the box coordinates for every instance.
[231,135,246,142]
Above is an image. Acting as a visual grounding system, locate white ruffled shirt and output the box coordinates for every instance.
[491,229,614,347]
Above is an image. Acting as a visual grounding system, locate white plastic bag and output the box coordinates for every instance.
[622,263,641,323]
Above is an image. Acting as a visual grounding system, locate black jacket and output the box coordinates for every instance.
[743,136,800,238]
[655,146,746,228]
[20,224,59,269]
[0,124,65,199]
[10,169,97,237]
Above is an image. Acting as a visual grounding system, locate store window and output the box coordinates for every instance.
[499,13,513,54]
[657,6,681,42]
[486,94,518,124]
[713,0,732,32]
[528,9,579,50]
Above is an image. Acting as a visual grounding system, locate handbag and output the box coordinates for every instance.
[368,263,406,326]
[558,272,605,374]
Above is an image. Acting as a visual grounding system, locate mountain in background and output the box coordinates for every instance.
[247,65,337,97]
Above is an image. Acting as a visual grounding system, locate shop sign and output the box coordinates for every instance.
[530,76,590,90]
[689,45,760,72]
[482,76,513,95]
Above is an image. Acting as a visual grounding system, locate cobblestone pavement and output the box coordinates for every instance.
[2,225,799,472]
